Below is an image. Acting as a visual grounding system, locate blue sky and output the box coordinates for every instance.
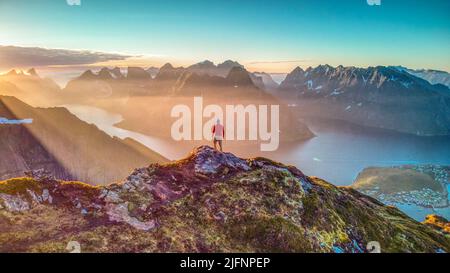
[0,0,449,72]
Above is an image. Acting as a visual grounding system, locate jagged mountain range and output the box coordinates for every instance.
[3,62,448,98]
[279,64,449,94]
[277,65,450,135]
[61,62,313,142]
[0,63,313,148]
[0,146,448,253]
[2,62,449,137]
[64,60,279,94]
[64,62,450,95]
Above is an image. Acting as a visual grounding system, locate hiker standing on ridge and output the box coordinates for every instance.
[212,119,225,152]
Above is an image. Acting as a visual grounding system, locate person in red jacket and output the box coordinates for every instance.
[212,119,225,152]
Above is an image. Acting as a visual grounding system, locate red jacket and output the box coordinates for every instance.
[212,124,225,138]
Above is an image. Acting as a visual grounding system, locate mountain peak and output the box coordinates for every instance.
[160,63,175,70]
[188,146,251,175]
[218,60,243,69]
[26,68,38,77]
[110,67,124,78]
[292,66,305,74]
[188,60,216,69]
[198,60,214,66]
[314,64,335,73]
[226,66,254,86]
[98,67,114,79]
[155,63,185,81]
[127,67,151,80]
[5,69,18,76]
[78,69,96,80]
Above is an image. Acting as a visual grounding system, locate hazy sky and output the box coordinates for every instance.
[0,0,449,72]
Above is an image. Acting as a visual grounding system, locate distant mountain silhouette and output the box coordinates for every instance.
[63,60,280,98]
[187,60,244,77]
[127,67,152,80]
[145,67,160,78]
[155,63,185,81]
[0,69,61,107]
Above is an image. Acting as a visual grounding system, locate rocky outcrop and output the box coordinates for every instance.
[0,146,448,253]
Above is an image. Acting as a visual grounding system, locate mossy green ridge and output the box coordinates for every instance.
[0,146,448,253]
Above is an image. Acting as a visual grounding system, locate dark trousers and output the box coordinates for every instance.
[213,139,223,152]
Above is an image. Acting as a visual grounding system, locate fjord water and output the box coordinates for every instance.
[63,104,450,186]
[273,118,450,185]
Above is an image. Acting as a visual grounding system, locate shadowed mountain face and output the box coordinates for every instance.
[278,65,450,136]
[0,146,448,253]
[0,96,167,185]
[0,123,73,181]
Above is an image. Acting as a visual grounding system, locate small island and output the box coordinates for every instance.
[352,165,450,221]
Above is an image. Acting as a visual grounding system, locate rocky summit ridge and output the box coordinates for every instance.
[0,146,449,253]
